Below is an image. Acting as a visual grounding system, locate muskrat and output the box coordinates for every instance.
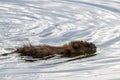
[12,41,96,59]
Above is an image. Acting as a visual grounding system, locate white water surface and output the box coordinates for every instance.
[0,0,120,80]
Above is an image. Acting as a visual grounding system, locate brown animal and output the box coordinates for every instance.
[14,41,96,59]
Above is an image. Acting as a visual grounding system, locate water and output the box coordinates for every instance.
[0,0,120,80]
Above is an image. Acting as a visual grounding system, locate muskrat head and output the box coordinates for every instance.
[67,41,96,57]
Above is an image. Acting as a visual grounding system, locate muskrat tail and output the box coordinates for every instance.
[0,41,33,57]
[0,51,16,56]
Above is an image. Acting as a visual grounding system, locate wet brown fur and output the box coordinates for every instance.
[15,41,96,59]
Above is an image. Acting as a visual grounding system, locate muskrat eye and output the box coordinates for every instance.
[72,44,80,50]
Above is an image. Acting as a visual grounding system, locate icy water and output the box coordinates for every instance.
[0,0,120,80]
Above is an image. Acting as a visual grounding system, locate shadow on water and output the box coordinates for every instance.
[0,51,97,66]
[38,54,97,66]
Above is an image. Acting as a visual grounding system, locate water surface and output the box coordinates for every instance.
[0,0,120,80]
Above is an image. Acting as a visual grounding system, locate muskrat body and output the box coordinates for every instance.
[14,41,96,59]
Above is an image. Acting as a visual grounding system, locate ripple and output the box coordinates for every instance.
[0,0,120,80]
[64,0,120,13]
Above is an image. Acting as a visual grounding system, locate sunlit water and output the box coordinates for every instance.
[0,0,120,80]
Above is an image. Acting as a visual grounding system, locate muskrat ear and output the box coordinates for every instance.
[66,49,71,53]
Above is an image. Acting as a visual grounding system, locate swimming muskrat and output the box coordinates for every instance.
[12,41,96,59]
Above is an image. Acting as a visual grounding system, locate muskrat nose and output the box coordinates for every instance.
[91,44,96,48]
[92,48,96,51]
